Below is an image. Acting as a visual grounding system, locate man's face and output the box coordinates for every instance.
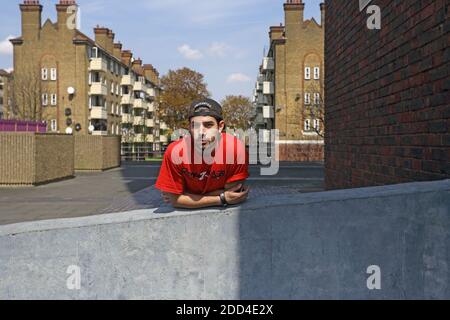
[190,116,224,150]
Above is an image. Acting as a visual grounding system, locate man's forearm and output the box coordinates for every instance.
[172,194,222,209]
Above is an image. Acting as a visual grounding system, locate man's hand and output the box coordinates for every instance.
[224,183,250,205]
[162,192,173,204]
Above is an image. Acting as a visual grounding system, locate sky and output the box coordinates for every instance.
[0,0,323,101]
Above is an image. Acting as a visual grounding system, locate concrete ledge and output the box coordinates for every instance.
[0,179,449,299]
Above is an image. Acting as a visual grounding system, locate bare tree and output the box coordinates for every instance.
[10,59,43,121]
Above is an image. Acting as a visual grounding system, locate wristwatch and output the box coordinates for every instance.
[219,192,228,207]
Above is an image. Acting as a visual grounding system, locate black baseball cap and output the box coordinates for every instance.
[188,98,223,121]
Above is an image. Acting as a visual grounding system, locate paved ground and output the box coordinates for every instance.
[0,161,324,225]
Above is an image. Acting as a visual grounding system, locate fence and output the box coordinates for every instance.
[0,133,74,186]
[0,120,47,133]
[121,144,163,161]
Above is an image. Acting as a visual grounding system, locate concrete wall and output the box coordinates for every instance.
[0,179,448,299]
[74,135,121,171]
[0,133,74,186]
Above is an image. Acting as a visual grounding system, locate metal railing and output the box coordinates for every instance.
[121,145,163,162]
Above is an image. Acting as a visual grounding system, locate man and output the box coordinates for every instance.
[155,98,250,209]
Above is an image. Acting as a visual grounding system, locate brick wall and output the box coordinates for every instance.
[325,0,449,190]
[278,143,324,162]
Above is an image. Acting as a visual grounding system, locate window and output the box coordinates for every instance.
[111,82,114,94]
[116,124,119,135]
[116,83,119,95]
[41,68,48,81]
[50,94,57,106]
[304,67,311,80]
[304,119,311,131]
[313,119,320,131]
[42,93,48,106]
[314,67,320,80]
[50,119,57,132]
[304,93,311,105]
[50,68,57,81]
[111,123,115,135]
[314,93,321,105]
[91,47,98,58]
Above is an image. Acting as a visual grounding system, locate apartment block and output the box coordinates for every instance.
[252,0,325,161]
[9,0,163,153]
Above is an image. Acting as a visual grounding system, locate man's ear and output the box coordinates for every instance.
[218,120,225,132]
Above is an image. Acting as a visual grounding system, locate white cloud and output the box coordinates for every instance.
[207,42,229,58]
[227,73,251,83]
[177,44,203,60]
[0,35,15,55]
[5,67,13,73]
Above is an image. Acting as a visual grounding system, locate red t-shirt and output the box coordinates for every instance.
[155,133,249,195]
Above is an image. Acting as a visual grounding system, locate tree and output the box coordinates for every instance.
[302,80,325,138]
[221,95,254,130]
[10,59,43,121]
[159,67,210,132]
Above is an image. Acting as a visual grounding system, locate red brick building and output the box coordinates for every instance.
[325,0,449,189]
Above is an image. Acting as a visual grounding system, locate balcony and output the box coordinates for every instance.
[89,58,108,73]
[262,57,274,71]
[92,130,108,136]
[160,135,168,143]
[260,129,271,143]
[121,94,135,105]
[133,81,147,92]
[121,114,132,124]
[146,119,154,127]
[263,81,274,95]
[89,82,108,96]
[146,87,156,97]
[121,75,135,87]
[133,98,145,109]
[160,122,168,130]
[254,113,264,125]
[147,102,155,112]
[133,134,146,143]
[146,135,154,143]
[90,107,108,120]
[133,116,144,126]
[263,105,275,119]
[256,81,263,92]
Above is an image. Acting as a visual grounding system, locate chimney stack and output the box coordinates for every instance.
[320,3,325,28]
[94,27,110,53]
[143,64,159,84]
[269,25,284,41]
[284,0,304,25]
[56,0,77,30]
[20,0,42,41]
[106,29,115,54]
[113,43,122,60]
[121,50,133,66]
